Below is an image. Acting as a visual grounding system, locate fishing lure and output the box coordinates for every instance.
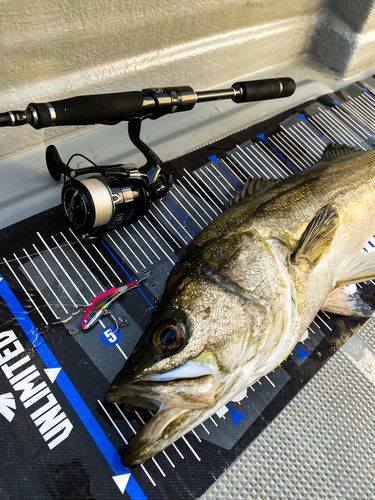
[82,271,155,332]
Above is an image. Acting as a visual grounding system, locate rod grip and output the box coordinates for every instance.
[0,113,12,126]
[232,78,296,103]
[28,91,145,129]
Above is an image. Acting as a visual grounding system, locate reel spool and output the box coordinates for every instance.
[62,177,138,232]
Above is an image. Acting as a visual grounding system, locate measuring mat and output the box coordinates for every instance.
[1,78,375,499]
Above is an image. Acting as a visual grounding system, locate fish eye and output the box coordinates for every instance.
[153,320,185,353]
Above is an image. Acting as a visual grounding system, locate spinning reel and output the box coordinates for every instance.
[46,118,172,242]
[0,79,296,241]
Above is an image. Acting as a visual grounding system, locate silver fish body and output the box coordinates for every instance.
[106,147,375,467]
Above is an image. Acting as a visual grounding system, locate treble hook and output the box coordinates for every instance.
[102,309,129,334]
[135,270,156,288]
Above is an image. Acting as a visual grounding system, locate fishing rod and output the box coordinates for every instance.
[0,78,296,241]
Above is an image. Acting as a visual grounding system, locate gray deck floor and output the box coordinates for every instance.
[201,321,375,499]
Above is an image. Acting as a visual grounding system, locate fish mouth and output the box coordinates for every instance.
[121,404,190,467]
[106,374,216,467]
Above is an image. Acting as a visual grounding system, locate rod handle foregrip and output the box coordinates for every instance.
[232,78,296,103]
[28,91,145,129]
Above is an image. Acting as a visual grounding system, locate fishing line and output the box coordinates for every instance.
[65,155,109,228]
[0,303,87,329]
[63,154,108,233]
[79,179,113,227]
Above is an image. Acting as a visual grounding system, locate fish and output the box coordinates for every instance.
[106,144,375,467]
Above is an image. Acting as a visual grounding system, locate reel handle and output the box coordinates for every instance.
[46,145,74,181]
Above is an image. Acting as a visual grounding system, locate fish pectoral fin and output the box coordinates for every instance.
[292,205,338,269]
[322,284,375,317]
[335,252,375,286]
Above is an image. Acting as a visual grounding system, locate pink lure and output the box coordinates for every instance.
[82,281,138,330]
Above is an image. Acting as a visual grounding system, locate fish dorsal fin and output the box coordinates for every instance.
[335,252,375,286]
[322,143,356,161]
[292,205,339,269]
[322,284,375,317]
[229,177,280,207]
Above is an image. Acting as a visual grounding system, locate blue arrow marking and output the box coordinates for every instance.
[226,404,246,426]
[362,87,375,99]
[298,115,330,144]
[208,155,242,189]
[296,346,309,362]
[332,99,375,137]
[257,134,298,173]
